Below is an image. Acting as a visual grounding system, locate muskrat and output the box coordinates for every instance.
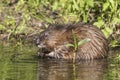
[34,23,109,60]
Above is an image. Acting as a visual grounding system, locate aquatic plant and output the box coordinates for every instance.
[65,30,90,63]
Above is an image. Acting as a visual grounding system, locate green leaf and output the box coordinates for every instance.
[102,2,109,11]
[73,0,79,10]
[102,27,113,38]
[86,0,94,7]
[93,20,104,28]
[78,38,91,46]
[79,0,85,8]
[112,17,120,24]
[110,40,118,47]
[0,24,5,30]
[65,43,74,47]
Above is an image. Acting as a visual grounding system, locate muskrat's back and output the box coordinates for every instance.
[34,23,109,60]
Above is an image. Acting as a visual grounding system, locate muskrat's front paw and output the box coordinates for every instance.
[37,52,45,57]
[45,52,54,57]
[46,52,64,59]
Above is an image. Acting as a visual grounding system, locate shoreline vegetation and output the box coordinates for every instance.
[0,0,120,47]
[0,1,120,79]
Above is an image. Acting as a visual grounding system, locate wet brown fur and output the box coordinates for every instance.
[34,23,109,60]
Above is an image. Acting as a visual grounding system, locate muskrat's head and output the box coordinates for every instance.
[34,31,49,46]
[34,24,67,48]
[33,30,52,57]
[34,24,68,58]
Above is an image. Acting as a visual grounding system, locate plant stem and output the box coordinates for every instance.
[73,63,77,80]
[73,52,76,64]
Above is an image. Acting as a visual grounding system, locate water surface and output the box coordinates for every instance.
[0,42,120,80]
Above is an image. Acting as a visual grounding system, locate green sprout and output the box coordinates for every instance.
[65,30,91,63]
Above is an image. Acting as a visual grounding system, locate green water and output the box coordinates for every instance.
[0,42,120,80]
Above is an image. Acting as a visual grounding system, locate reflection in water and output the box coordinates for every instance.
[0,42,120,80]
[37,59,108,80]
